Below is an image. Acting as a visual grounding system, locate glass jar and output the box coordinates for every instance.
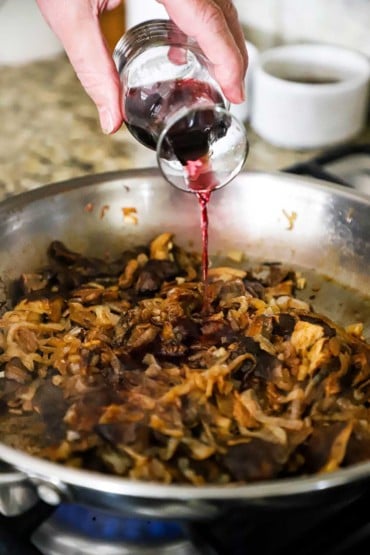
[113,19,248,192]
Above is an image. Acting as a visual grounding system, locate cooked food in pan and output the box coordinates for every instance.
[0,234,369,485]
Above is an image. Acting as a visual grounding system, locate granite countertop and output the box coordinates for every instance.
[1,54,369,202]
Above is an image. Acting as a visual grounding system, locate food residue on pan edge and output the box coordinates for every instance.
[84,202,94,213]
[122,207,138,225]
[0,233,369,486]
[83,203,138,224]
[100,205,110,220]
[282,209,297,231]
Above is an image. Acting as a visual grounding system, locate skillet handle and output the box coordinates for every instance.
[0,466,38,516]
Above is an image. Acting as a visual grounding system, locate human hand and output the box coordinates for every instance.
[36,0,247,134]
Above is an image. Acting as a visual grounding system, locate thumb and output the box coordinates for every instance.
[36,0,123,134]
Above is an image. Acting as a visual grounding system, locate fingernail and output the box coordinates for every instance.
[239,80,246,102]
[99,107,114,134]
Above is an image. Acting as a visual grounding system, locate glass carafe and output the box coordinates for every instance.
[113,19,248,192]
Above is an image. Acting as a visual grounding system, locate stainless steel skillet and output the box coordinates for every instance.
[0,168,368,519]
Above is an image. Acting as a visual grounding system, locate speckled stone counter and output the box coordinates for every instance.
[1,54,369,202]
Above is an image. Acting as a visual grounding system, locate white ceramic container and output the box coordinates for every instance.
[251,43,370,149]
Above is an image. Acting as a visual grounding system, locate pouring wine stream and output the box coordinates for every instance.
[185,156,220,311]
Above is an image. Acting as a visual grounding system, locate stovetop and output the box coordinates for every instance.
[34,504,198,555]
[3,487,370,555]
[0,143,369,555]
[285,143,370,195]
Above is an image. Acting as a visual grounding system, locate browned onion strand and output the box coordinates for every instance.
[0,233,369,485]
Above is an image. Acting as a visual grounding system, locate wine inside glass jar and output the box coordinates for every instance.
[113,19,249,193]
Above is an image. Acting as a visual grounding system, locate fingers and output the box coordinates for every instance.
[213,0,248,75]
[36,0,123,133]
[158,0,246,103]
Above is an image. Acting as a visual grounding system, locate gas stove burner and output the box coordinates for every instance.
[49,504,184,542]
[32,504,202,555]
[33,523,198,555]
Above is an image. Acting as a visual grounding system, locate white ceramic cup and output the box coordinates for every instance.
[251,43,370,150]
[0,0,63,65]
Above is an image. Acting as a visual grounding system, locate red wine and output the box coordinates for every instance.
[184,156,216,286]
[196,190,211,282]
[185,157,214,308]
[185,157,219,192]
[124,78,227,162]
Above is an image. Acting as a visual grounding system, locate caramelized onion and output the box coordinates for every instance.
[0,235,369,485]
